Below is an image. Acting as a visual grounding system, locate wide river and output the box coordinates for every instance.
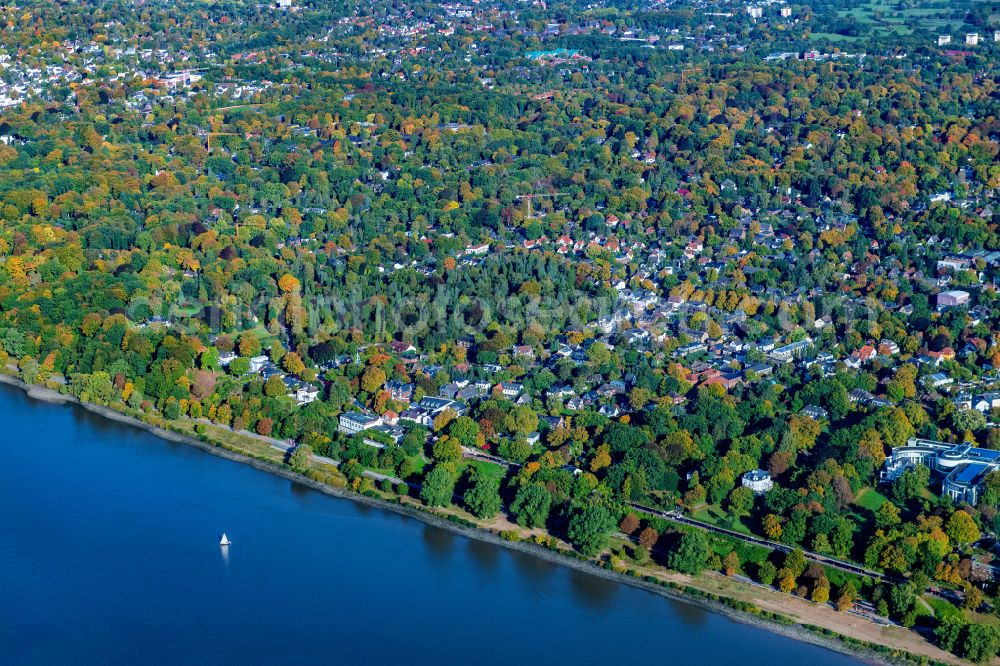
[0,383,859,664]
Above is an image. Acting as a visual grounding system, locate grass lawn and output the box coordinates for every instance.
[690,503,753,535]
[925,596,963,622]
[174,304,203,317]
[463,458,507,481]
[856,487,889,513]
[809,32,862,43]
[967,609,1000,628]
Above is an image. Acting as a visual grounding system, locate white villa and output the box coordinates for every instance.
[295,385,320,405]
[741,469,773,494]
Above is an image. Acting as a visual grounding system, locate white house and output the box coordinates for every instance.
[972,393,1000,414]
[295,385,320,405]
[249,355,269,373]
[768,338,813,363]
[937,290,970,310]
[497,382,523,398]
[925,373,953,389]
[338,411,382,435]
[741,469,773,494]
[801,405,829,420]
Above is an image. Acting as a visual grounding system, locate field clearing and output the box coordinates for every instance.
[816,0,974,39]
[855,487,889,513]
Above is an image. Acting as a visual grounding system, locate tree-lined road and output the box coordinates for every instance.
[628,503,896,584]
[459,445,896,583]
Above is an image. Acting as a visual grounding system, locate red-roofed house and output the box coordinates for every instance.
[852,345,876,364]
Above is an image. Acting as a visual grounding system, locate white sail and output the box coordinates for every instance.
[220,533,231,546]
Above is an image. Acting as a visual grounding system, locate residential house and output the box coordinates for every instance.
[971,393,1000,414]
[937,290,970,310]
[387,381,414,403]
[339,411,383,435]
[768,339,812,363]
[249,355,269,373]
[925,373,953,389]
[497,382,524,398]
[801,405,829,420]
[418,396,462,415]
[294,384,320,405]
[741,469,773,494]
[852,344,877,365]
[391,341,417,355]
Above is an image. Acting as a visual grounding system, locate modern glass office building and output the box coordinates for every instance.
[882,438,1000,504]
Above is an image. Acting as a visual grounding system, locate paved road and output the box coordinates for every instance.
[267,441,406,486]
[629,502,896,584]
[462,447,521,469]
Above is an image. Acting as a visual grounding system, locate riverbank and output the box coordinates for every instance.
[0,372,957,666]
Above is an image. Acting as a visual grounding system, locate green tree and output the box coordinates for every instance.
[200,348,220,370]
[463,472,502,519]
[289,444,313,472]
[946,511,981,548]
[892,465,930,502]
[889,582,917,621]
[420,465,457,507]
[228,357,250,376]
[981,470,1000,505]
[757,560,777,586]
[449,416,480,447]
[784,549,807,577]
[431,437,463,464]
[566,504,615,556]
[264,375,286,397]
[509,483,552,528]
[936,616,965,653]
[508,404,539,436]
[727,485,755,515]
[959,624,1000,663]
[668,529,711,574]
[874,502,901,530]
[953,408,987,433]
[586,341,612,366]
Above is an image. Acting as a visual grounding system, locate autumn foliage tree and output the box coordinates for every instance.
[638,527,659,550]
[619,513,640,535]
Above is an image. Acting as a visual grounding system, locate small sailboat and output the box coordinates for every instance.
[220,533,231,547]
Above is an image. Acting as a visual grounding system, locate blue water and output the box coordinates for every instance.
[0,384,858,664]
